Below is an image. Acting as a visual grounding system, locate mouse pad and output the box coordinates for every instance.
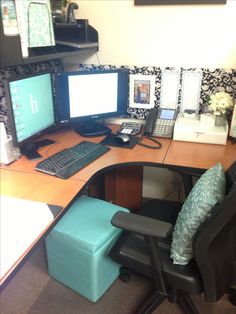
[100,134,140,148]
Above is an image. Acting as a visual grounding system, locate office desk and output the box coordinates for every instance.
[2,126,171,209]
[2,125,235,207]
[1,169,86,207]
[2,126,171,182]
[163,138,236,195]
[164,139,236,171]
[1,125,235,288]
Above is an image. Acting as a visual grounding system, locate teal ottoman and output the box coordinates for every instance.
[45,195,128,302]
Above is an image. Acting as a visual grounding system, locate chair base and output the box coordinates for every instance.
[136,288,199,314]
[176,291,199,314]
[119,267,199,314]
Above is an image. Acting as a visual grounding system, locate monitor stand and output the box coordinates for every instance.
[21,139,55,160]
[74,122,112,137]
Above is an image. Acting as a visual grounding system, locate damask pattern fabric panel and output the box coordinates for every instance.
[1,63,235,133]
[79,64,236,120]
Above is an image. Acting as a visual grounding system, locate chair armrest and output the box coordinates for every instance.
[111,211,173,239]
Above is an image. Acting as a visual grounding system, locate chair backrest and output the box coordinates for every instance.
[193,161,236,302]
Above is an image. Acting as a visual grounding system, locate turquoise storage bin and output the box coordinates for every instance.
[45,195,128,302]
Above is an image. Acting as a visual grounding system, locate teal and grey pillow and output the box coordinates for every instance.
[170,163,226,265]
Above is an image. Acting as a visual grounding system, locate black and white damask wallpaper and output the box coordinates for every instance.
[79,64,236,120]
[0,61,235,135]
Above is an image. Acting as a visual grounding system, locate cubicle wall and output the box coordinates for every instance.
[79,64,236,121]
[1,62,235,129]
[1,61,235,200]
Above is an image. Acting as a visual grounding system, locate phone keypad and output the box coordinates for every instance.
[118,122,143,136]
[120,128,135,134]
[153,119,175,138]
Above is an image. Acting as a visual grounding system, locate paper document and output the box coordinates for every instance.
[0,196,56,281]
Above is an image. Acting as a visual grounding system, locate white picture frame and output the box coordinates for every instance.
[129,74,156,109]
[160,69,180,109]
[180,69,202,114]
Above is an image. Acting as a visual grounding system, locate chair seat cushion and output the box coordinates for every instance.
[170,163,226,265]
[109,231,203,294]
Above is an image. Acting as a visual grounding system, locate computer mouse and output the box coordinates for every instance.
[116,134,130,144]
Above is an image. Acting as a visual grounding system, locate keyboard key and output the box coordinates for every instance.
[35,141,110,179]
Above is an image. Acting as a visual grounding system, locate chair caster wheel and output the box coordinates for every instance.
[119,267,131,282]
[119,273,130,283]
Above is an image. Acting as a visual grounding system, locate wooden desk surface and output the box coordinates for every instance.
[2,125,235,196]
[164,138,236,171]
[1,169,85,208]
[2,126,171,182]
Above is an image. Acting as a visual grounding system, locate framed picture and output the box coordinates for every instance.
[160,69,180,109]
[135,0,226,5]
[180,69,202,114]
[129,74,156,109]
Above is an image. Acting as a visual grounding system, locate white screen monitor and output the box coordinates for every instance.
[55,69,129,136]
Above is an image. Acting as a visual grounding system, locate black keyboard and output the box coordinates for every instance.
[35,141,110,179]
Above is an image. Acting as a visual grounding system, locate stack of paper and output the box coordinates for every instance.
[0,195,55,281]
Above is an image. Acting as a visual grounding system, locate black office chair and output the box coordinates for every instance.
[109,161,236,314]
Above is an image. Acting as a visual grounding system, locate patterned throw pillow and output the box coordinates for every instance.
[170,163,226,265]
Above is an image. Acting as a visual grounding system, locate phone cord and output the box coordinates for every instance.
[138,136,162,149]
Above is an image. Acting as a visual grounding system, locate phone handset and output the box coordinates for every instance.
[143,107,158,136]
[140,107,162,149]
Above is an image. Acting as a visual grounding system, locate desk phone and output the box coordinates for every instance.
[118,122,143,136]
[144,108,178,139]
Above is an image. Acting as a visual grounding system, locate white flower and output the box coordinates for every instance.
[208,92,234,115]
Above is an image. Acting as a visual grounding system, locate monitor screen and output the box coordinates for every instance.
[55,69,129,136]
[5,72,56,158]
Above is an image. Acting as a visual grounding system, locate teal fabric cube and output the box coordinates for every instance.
[45,196,128,302]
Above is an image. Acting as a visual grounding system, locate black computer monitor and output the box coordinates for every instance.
[5,72,56,159]
[55,69,129,136]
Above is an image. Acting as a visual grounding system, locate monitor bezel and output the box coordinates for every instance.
[55,69,129,127]
[4,71,56,149]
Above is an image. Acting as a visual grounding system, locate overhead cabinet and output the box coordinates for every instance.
[0,17,99,68]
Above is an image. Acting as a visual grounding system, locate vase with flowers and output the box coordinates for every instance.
[208,92,234,127]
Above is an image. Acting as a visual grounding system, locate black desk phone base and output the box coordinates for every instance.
[118,122,143,136]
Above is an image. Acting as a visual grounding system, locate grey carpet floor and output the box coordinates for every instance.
[1,242,235,314]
